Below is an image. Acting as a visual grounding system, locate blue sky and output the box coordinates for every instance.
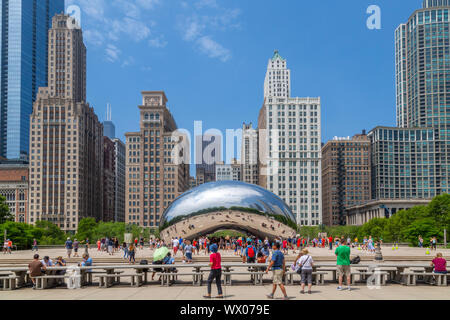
[65,0,420,160]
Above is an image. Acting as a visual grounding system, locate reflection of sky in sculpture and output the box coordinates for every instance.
[160,181,296,225]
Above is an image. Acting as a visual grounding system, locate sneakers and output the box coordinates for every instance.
[300,290,305,294]
[283,296,290,300]
[347,286,351,291]
[308,290,312,294]
[337,286,343,290]
[266,294,274,299]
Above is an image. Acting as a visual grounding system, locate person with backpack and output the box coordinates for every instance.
[244,241,256,263]
[296,249,314,294]
[265,242,289,300]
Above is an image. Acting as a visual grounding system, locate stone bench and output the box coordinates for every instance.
[284,271,328,286]
[222,271,266,286]
[401,272,448,286]
[158,272,204,287]
[97,274,143,288]
[34,275,72,289]
[0,276,19,291]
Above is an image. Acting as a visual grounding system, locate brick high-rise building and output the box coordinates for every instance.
[321,132,371,226]
[125,91,189,228]
[113,138,126,222]
[29,14,103,231]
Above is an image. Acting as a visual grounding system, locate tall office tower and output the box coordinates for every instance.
[241,123,259,185]
[321,132,371,226]
[125,91,189,228]
[29,14,103,232]
[0,0,65,160]
[258,51,322,226]
[113,138,126,222]
[395,0,450,195]
[264,50,291,99]
[195,134,221,184]
[103,136,115,222]
[103,104,116,139]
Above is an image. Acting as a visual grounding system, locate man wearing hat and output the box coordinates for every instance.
[65,237,73,258]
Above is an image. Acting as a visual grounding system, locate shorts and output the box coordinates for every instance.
[337,265,351,277]
[247,257,256,263]
[272,269,284,285]
[301,269,313,284]
[74,248,78,253]
[66,249,72,255]
[186,252,192,260]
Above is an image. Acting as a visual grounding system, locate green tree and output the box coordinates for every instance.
[0,221,42,249]
[0,195,13,224]
[402,217,442,246]
[35,220,66,245]
[76,218,98,241]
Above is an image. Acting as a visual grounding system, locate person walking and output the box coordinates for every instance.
[73,239,80,257]
[204,243,223,299]
[335,240,352,291]
[244,241,256,263]
[65,237,73,258]
[297,248,314,294]
[265,242,289,300]
[32,239,38,252]
[128,243,136,264]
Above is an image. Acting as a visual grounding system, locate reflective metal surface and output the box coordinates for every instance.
[159,181,297,241]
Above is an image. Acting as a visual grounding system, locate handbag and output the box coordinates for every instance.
[296,255,311,275]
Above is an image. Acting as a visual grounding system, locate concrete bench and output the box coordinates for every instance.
[97,274,143,288]
[351,271,389,286]
[401,272,447,286]
[157,272,203,286]
[284,271,328,286]
[34,275,72,289]
[222,271,266,286]
[0,276,19,290]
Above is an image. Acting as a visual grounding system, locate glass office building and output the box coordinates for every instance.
[0,0,64,160]
[395,0,450,195]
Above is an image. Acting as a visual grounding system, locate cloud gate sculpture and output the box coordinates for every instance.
[159,181,298,242]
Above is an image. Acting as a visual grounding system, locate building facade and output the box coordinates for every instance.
[125,91,189,228]
[264,50,291,98]
[241,123,259,185]
[395,0,450,195]
[28,14,103,232]
[103,136,115,222]
[215,159,241,182]
[195,134,221,185]
[113,138,126,222]
[0,0,65,159]
[0,161,29,223]
[258,51,322,226]
[321,133,371,226]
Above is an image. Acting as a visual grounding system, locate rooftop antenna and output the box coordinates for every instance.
[106,103,112,121]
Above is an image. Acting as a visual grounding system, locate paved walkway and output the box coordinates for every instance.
[1,283,449,300]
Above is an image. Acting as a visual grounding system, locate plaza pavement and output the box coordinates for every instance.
[0,282,449,300]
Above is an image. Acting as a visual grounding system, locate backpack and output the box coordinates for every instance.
[350,256,361,265]
[247,246,255,258]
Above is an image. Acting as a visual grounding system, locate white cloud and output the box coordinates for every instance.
[67,0,107,21]
[110,17,151,42]
[121,56,135,68]
[105,44,121,62]
[148,36,168,48]
[180,16,205,41]
[84,29,104,46]
[197,36,231,62]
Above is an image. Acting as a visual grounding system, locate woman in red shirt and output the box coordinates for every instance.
[204,243,223,299]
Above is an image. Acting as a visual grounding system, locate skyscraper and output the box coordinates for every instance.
[103,103,116,139]
[113,138,126,222]
[395,0,450,195]
[0,0,65,159]
[29,14,103,232]
[264,50,291,98]
[259,51,322,226]
[241,122,259,185]
[321,132,371,226]
[125,91,189,228]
